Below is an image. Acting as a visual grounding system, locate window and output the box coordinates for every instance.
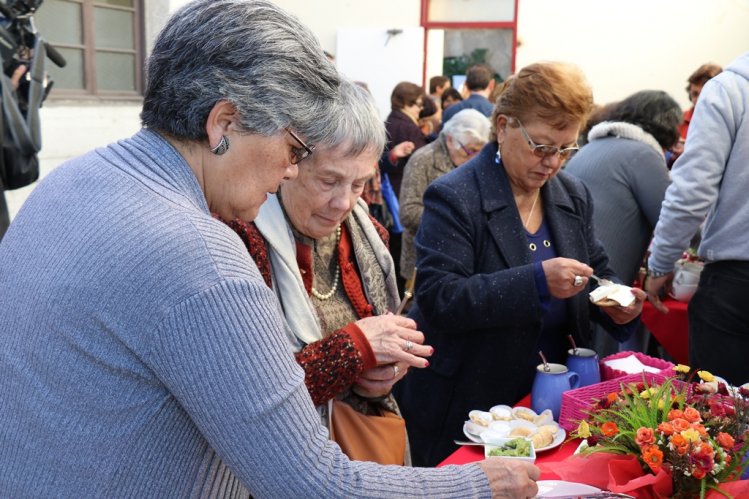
[421,0,518,85]
[34,0,143,98]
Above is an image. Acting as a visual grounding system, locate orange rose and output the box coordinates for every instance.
[717,432,735,450]
[642,444,664,473]
[668,409,684,421]
[683,406,702,423]
[670,433,688,455]
[693,467,706,480]
[672,418,690,432]
[693,442,714,458]
[601,421,619,437]
[607,392,618,403]
[636,427,655,447]
[657,422,674,436]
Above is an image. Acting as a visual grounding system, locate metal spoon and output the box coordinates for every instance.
[589,274,614,287]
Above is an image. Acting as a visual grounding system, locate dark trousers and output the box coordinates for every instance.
[689,260,749,385]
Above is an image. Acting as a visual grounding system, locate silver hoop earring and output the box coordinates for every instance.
[210,135,230,155]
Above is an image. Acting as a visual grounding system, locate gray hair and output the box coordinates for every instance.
[141,0,342,146]
[320,79,386,158]
[442,109,492,147]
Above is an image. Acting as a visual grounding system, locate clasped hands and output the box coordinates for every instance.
[353,313,432,397]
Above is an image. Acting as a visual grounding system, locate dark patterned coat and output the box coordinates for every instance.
[394,142,635,466]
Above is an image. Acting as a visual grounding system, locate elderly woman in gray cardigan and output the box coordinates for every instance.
[0,1,539,497]
[399,109,491,283]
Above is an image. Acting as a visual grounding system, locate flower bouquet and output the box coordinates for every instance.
[548,366,749,498]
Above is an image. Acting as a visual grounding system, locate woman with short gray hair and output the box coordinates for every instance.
[0,0,538,497]
[399,108,492,283]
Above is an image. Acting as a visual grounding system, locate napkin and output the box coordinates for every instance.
[604,355,662,375]
[589,284,636,307]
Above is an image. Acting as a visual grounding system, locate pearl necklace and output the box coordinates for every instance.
[311,225,342,300]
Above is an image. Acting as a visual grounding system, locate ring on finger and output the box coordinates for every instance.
[392,364,399,378]
[573,275,584,287]
[404,340,414,351]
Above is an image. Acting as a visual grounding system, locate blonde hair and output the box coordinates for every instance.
[491,61,594,136]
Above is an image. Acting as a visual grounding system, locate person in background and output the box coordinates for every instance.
[219,80,430,465]
[668,62,722,167]
[396,62,645,467]
[646,52,749,386]
[441,63,496,125]
[399,108,491,287]
[0,1,539,496]
[429,75,451,105]
[427,75,450,125]
[441,86,464,112]
[382,81,429,292]
[565,90,682,356]
[418,94,440,141]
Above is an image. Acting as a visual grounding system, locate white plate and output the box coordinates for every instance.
[462,421,566,452]
[536,480,601,497]
[463,420,486,443]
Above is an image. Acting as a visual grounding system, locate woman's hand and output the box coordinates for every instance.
[541,257,594,299]
[644,273,673,314]
[355,314,432,368]
[391,141,415,159]
[353,362,409,398]
[602,286,647,324]
[478,458,540,498]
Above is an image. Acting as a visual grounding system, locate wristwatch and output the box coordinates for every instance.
[647,267,671,278]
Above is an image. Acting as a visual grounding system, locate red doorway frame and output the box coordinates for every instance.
[419,0,519,86]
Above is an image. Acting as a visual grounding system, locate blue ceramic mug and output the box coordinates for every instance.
[566,348,601,387]
[531,363,580,420]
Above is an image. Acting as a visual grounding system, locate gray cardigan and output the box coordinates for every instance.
[0,129,489,498]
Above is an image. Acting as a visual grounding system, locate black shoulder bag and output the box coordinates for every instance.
[0,36,45,190]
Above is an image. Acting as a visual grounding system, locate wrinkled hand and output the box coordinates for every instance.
[355,314,431,368]
[644,273,673,314]
[354,362,409,398]
[541,257,594,299]
[601,286,647,324]
[478,458,539,498]
[392,141,415,159]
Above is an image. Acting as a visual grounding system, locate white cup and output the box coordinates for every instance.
[674,261,703,286]
[670,282,698,302]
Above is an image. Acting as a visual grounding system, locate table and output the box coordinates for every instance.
[437,395,578,479]
[641,297,689,365]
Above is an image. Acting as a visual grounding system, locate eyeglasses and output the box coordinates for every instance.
[285,128,315,165]
[511,118,579,160]
[455,139,479,158]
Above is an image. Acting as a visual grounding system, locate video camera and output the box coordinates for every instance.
[0,0,66,191]
[0,0,65,109]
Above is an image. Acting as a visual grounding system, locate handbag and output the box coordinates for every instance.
[328,399,407,465]
[0,37,45,190]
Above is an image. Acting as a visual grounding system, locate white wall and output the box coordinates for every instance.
[5,103,142,220]
[274,0,420,56]
[515,0,749,109]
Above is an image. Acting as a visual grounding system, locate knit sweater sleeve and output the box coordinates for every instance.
[295,324,376,406]
[147,277,490,498]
